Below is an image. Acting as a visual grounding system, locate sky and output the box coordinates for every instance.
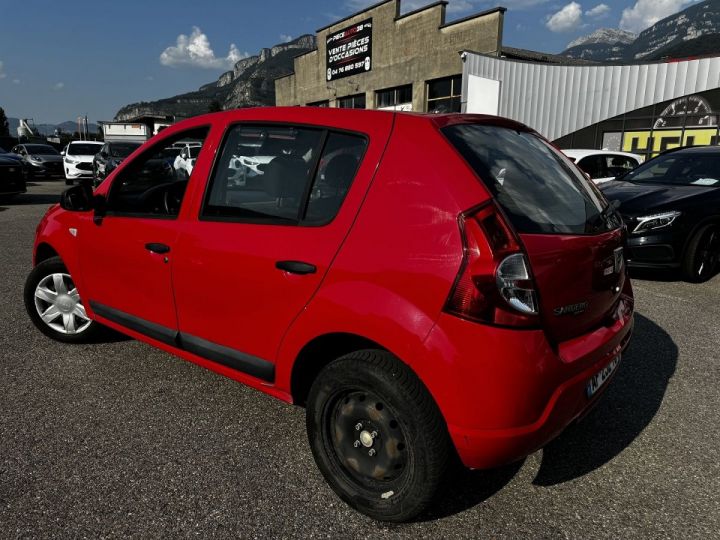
[0,0,701,125]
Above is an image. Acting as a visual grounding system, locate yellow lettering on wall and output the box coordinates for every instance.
[622,128,719,157]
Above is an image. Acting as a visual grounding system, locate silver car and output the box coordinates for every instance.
[12,144,64,179]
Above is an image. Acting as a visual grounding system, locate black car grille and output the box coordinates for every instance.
[76,162,93,171]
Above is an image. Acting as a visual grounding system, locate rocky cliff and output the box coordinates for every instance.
[115,35,316,121]
[562,1,720,62]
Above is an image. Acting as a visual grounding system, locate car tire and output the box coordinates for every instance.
[306,350,452,522]
[682,224,720,283]
[24,256,101,343]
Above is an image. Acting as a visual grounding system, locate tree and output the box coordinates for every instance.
[208,100,223,113]
[0,107,9,137]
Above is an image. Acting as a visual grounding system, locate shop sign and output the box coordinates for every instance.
[326,19,373,82]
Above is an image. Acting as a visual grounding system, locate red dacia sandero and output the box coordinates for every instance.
[25,108,634,521]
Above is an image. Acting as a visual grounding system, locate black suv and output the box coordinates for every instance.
[601,146,720,282]
[93,142,142,184]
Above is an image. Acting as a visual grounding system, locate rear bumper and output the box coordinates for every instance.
[422,293,634,470]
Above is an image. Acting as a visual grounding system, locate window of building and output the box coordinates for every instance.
[376,84,413,110]
[307,100,330,107]
[337,94,366,109]
[426,75,462,113]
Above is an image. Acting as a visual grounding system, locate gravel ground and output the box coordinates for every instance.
[0,181,718,539]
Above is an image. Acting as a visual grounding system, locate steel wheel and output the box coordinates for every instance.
[307,351,451,522]
[326,390,410,487]
[33,273,92,335]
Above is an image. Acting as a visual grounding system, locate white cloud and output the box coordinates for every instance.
[280,34,293,43]
[620,0,695,33]
[53,82,64,90]
[546,2,583,32]
[12,79,20,84]
[160,27,248,69]
[0,61,6,79]
[586,4,610,18]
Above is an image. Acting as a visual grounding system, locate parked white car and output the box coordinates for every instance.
[563,149,644,184]
[62,141,104,185]
[173,143,202,179]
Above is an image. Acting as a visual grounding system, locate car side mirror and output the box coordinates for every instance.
[60,185,93,212]
[61,150,66,157]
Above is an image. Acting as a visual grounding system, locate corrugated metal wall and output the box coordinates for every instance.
[462,53,720,141]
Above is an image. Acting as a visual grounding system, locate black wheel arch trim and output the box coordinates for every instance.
[89,301,275,383]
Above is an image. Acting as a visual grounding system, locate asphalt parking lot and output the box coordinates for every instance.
[1,181,718,539]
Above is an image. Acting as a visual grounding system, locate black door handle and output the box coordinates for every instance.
[275,260,317,275]
[145,243,171,254]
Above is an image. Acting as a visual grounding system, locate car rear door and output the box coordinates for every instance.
[171,115,393,381]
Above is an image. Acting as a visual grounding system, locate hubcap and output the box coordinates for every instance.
[34,273,92,335]
[329,391,408,485]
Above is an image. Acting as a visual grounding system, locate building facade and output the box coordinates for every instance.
[462,50,720,159]
[275,0,504,112]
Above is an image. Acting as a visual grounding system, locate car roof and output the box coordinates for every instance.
[660,145,720,155]
[69,140,103,145]
[159,107,535,137]
[562,149,642,160]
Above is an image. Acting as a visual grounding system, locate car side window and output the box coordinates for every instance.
[106,126,209,218]
[305,132,366,224]
[578,155,605,179]
[202,125,367,225]
[203,125,324,223]
[605,156,637,177]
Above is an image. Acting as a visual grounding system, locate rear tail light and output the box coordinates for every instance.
[445,203,540,328]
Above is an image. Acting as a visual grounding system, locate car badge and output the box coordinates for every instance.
[553,301,589,316]
[68,228,78,237]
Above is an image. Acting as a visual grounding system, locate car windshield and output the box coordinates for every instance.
[110,143,141,158]
[25,145,59,155]
[443,124,615,235]
[622,153,720,186]
[68,143,102,156]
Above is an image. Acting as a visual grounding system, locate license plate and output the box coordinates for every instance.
[586,355,621,398]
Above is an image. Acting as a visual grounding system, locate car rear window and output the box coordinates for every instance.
[443,124,615,235]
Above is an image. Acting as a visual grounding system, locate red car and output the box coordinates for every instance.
[24,108,634,522]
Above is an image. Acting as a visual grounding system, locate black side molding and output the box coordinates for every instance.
[179,334,275,383]
[90,301,178,347]
[89,301,275,383]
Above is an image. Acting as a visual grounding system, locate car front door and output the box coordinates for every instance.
[171,118,392,381]
[78,126,210,344]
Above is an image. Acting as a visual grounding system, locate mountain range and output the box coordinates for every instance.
[115,35,316,121]
[7,117,99,138]
[562,0,720,62]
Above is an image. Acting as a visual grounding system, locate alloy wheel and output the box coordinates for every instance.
[695,227,720,280]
